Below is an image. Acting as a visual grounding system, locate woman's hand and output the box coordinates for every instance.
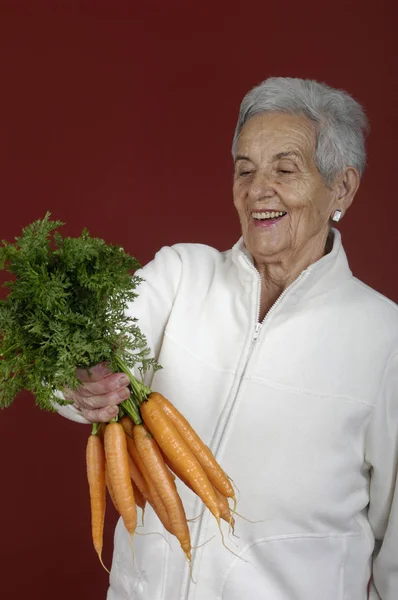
[63,362,131,423]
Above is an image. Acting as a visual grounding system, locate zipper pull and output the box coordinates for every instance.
[253,322,262,342]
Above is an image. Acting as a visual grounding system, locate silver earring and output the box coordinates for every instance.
[332,209,342,222]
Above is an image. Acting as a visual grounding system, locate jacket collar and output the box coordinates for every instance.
[231,228,353,305]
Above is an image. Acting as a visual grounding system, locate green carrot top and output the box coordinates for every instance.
[0,213,159,411]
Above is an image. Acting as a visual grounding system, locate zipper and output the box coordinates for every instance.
[240,258,307,373]
[252,322,262,342]
[182,255,308,600]
[249,255,307,339]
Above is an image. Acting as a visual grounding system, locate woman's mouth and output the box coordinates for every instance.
[251,210,287,227]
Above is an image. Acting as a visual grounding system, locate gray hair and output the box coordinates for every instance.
[232,77,369,185]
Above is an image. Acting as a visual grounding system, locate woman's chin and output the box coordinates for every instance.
[246,237,286,261]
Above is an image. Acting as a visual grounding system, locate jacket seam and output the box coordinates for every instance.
[163,336,377,410]
[163,331,238,374]
[167,248,185,322]
[246,374,376,409]
[238,531,363,542]
[218,531,361,600]
[364,351,398,443]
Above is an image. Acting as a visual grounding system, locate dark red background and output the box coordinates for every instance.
[0,2,397,598]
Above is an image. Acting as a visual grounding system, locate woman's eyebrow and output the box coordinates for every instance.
[273,151,302,161]
[235,151,303,164]
[234,154,252,163]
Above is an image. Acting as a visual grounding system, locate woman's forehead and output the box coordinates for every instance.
[237,112,316,159]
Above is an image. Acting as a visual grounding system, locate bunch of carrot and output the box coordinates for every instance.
[0,214,237,570]
[86,390,236,569]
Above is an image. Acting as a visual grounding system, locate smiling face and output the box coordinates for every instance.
[233,112,349,272]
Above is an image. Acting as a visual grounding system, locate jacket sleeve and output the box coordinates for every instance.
[366,352,398,600]
[53,245,183,423]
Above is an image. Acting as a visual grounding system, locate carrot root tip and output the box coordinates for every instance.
[97,553,110,574]
[128,533,135,565]
[187,511,204,523]
[191,534,215,550]
[233,511,267,524]
[217,517,248,563]
[187,557,196,584]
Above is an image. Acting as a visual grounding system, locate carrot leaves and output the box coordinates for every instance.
[0,213,159,410]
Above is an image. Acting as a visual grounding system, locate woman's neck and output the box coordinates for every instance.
[255,230,333,321]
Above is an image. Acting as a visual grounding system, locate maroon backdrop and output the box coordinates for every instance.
[0,2,397,598]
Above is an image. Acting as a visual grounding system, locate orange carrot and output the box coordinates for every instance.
[120,416,172,532]
[105,461,119,512]
[120,416,154,502]
[86,433,107,569]
[214,488,235,530]
[126,448,151,499]
[160,450,193,492]
[119,415,135,437]
[140,398,220,522]
[107,456,145,514]
[131,478,146,511]
[161,451,234,528]
[137,465,172,534]
[152,392,234,499]
[133,424,192,560]
[104,422,137,536]
[159,448,177,480]
[126,453,146,510]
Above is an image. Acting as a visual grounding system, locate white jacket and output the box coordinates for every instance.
[59,230,398,600]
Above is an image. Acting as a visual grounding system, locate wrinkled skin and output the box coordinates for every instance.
[69,111,360,422]
[233,112,359,318]
[63,363,130,422]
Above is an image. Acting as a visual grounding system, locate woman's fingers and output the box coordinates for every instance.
[71,372,130,398]
[81,404,120,423]
[65,384,130,408]
[62,363,132,422]
[63,386,130,423]
[76,362,112,383]
[60,362,133,423]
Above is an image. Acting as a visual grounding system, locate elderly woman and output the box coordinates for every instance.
[59,77,398,600]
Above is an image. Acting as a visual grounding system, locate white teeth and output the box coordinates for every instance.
[252,211,286,220]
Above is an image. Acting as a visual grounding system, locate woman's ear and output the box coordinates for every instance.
[335,166,360,213]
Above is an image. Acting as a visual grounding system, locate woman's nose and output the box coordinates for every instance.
[248,171,276,201]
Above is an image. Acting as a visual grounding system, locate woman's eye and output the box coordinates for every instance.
[239,171,252,177]
[278,169,293,174]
